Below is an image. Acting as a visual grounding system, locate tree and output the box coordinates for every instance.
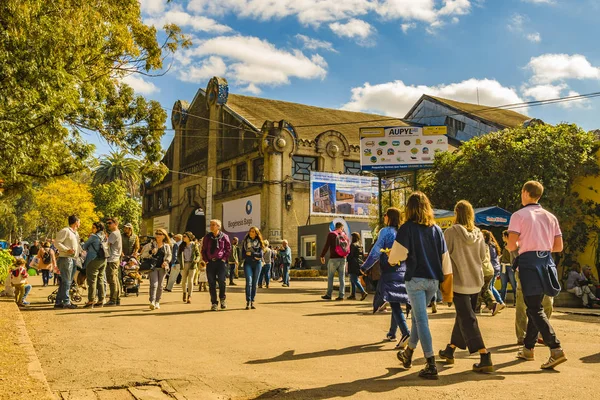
[0,0,190,187]
[422,123,600,262]
[91,181,142,232]
[24,178,99,238]
[93,151,142,196]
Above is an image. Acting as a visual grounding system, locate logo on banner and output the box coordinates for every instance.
[246,200,253,215]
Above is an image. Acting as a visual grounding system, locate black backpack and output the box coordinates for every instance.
[42,248,52,264]
[96,236,110,260]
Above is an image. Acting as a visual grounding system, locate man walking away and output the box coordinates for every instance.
[280,240,292,287]
[105,217,122,306]
[507,181,566,369]
[54,215,82,309]
[228,237,240,285]
[165,234,183,292]
[321,222,350,301]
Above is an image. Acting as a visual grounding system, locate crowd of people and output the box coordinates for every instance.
[7,179,598,379]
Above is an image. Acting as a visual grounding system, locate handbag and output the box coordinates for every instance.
[140,257,158,272]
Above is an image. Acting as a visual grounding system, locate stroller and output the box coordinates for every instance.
[47,282,83,304]
[121,257,141,297]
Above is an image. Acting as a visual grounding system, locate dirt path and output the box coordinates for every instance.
[17,276,600,399]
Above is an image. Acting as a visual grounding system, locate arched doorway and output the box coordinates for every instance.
[185,209,206,239]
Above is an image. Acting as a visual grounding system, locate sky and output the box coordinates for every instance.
[96,0,600,155]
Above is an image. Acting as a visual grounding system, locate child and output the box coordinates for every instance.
[197,260,208,292]
[11,259,29,306]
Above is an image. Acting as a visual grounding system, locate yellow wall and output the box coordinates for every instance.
[574,150,600,279]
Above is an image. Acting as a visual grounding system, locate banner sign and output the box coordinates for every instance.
[222,194,261,233]
[153,215,170,232]
[310,172,378,219]
[359,126,448,171]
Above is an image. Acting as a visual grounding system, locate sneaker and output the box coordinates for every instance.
[258,285,263,289]
[493,303,505,316]
[95,301,105,308]
[149,302,155,310]
[397,347,414,369]
[155,303,160,309]
[229,282,237,286]
[541,348,567,369]
[431,302,437,314]
[83,302,95,309]
[246,302,250,310]
[22,301,30,306]
[516,347,535,361]
[251,302,256,310]
[54,304,64,309]
[347,295,357,300]
[396,334,410,350]
[360,292,368,301]
[63,303,78,309]
[105,301,117,306]
[282,284,289,287]
[116,299,121,306]
[321,295,332,300]
[211,304,218,311]
[386,333,397,342]
[163,289,172,292]
[335,297,344,301]
[220,300,227,310]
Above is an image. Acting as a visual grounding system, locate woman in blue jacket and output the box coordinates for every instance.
[242,227,265,310]
[82,222,107,309]
[361,208,411,350]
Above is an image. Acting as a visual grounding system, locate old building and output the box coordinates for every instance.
[142,76,408,256]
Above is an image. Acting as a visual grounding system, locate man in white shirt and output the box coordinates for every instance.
[105,217,123,306]
[54,215,82,309]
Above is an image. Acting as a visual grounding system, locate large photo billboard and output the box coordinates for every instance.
[359,126,448,171]
[310,172,378,218]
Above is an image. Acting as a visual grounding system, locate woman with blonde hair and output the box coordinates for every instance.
[438,200,494,373]
[242,226,265,310]
[389,191,453,380]
[140,228,172,310]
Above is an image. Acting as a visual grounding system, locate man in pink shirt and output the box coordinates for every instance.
[507,181,566,370]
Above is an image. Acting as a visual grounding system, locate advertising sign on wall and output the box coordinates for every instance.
[153,215,170,232]
[222,194,261,234]
[310,172,378,219]
[359,126,448,171]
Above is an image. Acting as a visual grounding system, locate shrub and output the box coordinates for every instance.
[289,269,320,278]
[0,250,15,284]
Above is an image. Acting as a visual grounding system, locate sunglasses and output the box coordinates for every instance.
[107,221,114,225]
[155,232,164,236]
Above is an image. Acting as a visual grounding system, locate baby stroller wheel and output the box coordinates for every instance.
[72,294,82,303]
[48,295,54,303]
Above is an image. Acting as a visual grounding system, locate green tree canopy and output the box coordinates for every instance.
[91,181,141,232]
[93,151,142,196]
[423,123,600,260]
[0,0,189,188]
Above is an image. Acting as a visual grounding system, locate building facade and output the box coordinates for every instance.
[142,76,408,259]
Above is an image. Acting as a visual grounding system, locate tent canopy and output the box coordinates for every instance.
[434,206,512,227]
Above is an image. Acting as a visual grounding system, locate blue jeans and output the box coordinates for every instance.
[56,257,75,305]
[490,274,504,304]
[282,264,290,286]
[500,266,517,302]
[259,263,271,287]
[405,277,439,358]
[41,270,50,285]
[349,273,366,296]
[23,284,32,302]
[244,259,261,302]
[326,258,345,298]
[388,302,410,337]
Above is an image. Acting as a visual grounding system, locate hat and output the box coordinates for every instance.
[124,223,133,229]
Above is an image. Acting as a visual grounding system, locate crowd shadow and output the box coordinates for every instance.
[246,342,392,365]
[580,352,600,363]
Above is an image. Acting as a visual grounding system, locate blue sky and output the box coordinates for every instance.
[96,0,600,155]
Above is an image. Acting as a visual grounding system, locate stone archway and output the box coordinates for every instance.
[184,210,206,239]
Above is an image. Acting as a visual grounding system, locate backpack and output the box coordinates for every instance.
[334,232,351,258]
[96,236,110,260]
[42,249,52,264]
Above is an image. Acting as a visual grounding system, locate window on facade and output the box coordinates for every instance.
[185,186,195,206]
[292,156,317,181]
[301,235,317,260]
[145,194,153,212]
[444,116,466,135]
[344,160,362,175]
[220,168,231,193]
[155,190,164,210]
[253,158,264,183]
[236,162,247,189]
[166,187,172,208]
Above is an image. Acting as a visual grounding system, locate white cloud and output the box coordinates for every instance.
[178,56,228,83]
[139,0,166,16]
[178,35,327,92]
[121,74,160,95]
[144,7,232,34]
[342,78,524,116]
[295,34,337,53]
[526,54,600,84]
[522,83,567,101]
[526,32,541,43]
[521,0,555,4]
[401,22,417,33]
[438,0,472,16]
[329,19,375,45]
